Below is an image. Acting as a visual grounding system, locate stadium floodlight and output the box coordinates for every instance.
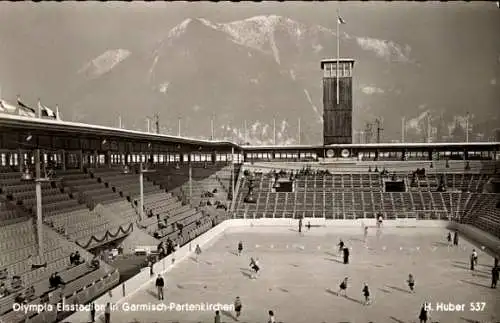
[20,153,61,256]
[138,162,156,221]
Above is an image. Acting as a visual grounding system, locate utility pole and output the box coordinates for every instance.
[244,120,248,145]
[178,117,181,137]
[427,113,432,143]
[273,117,276,146]
[364,122,372,144]
[401,116,406,143]
[155,113,160,134]
[465,112,470,143]
[211,113,215,141]
[298,117,301,145]
[375,118,383,144]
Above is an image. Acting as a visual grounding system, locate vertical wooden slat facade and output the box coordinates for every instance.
[321,59,355,145]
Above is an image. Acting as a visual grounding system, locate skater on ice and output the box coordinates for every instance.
[338,239,345,253]
[376,212,383,228]
[343,246,350,264]
[470,249,478,271]
[453,230,459,246]
[419,302,429,323]
[407,273,415,292]
[338,277,348,296]
[491,265,499,289]
[195,244,202,261]
[249,257,260,279]
[234,296,242,320]
[214,310,221,323]
[237,241,243,256]
[268,310,276,323]
[362,283,371,305]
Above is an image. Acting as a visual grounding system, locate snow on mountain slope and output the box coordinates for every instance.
[157,15,413,65]
[78,49,131,79]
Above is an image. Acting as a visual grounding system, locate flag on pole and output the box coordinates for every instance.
[38,100,57,119]
[337,15,346,25]
[0,99,18,114]
[17,96,36,117]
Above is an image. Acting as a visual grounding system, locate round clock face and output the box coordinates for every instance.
[326,149,335,158]
[341,149,350,158]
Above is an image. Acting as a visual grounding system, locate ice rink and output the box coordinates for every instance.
[104,226,500,323]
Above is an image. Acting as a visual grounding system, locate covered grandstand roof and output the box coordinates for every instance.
[0,112,238,148]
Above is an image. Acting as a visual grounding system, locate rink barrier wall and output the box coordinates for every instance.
[448,222,500,258]
[67,218,456,322]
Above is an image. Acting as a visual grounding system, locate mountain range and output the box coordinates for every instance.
[0,6,499,145]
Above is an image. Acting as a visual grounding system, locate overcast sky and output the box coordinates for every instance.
[0,2,498,137]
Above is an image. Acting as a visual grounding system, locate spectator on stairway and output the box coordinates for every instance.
[90,256,100,269]
[40,292,49,303]
[14,291,26,304]
[166,238,175,255]
[69,253,75,265]
[177,222,184,235]
[0,268,7,280]
[49,272,65,289]
[11,276,23,290]
[0,282,10,298]
[25,286,35,301]
[73,251,83,265]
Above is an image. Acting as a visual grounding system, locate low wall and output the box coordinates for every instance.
[447,222,500,258]
[230,218,447,228]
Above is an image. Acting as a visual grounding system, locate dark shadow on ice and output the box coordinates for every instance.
[460,280,491,289]
[221,310,239,321]
[240,270,253,279]
[386,285,412,294]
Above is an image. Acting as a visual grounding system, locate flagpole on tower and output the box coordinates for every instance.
[37,99,42,119]
[336,9,340,105]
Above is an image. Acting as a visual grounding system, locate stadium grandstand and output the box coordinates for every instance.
[0,110,499,322]
[0,56,499,323]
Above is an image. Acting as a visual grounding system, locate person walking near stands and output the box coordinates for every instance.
[155,274,165,300]
[104,302,111,323]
